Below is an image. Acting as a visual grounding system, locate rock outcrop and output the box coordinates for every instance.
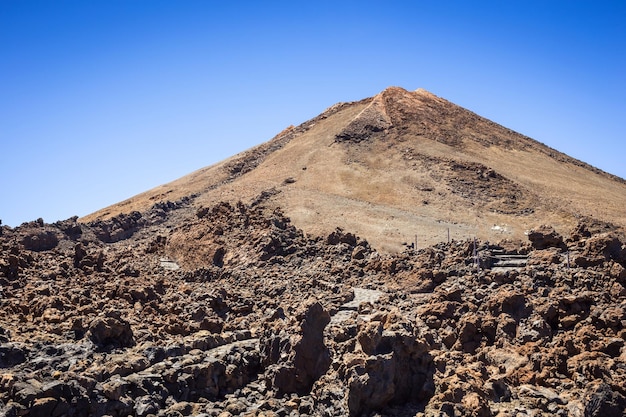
[261,301,331,395]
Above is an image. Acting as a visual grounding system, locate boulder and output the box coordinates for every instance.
[0,343,27,367]
[343,316,434,416]
[327,228,358,246]
[346,354,396,414]
[583,233,626,264]
[261,301,331,394]
[21,229,59,251]
[527,225,565,250]
[87,315,134,349]
[583,381,626,417]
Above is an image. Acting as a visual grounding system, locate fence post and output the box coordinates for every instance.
[473,237,477,269]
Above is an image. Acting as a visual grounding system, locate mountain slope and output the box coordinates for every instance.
[81,87,626,251]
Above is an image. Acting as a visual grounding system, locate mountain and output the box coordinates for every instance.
[81,87,626,251]
[2,88,626,416]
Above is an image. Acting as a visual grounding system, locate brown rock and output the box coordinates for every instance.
[29,397,58,417]
[527,225,565,250]
[343,318,433,416]
[584,381,626,417]
[609,262,626,282]
[87,315,134,349]
[21,229,59,252]
[262,301,331,394]
[583,233,626,264]
[461,391,491,417]
[527,248,562,265]
[357,320,383,355]
[346,354,396,416]
[101,377,129,401]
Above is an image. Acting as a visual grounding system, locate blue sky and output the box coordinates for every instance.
[1,1,625,227]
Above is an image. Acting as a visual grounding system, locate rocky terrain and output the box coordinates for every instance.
[1,195,625,416]
[3,87,626,416]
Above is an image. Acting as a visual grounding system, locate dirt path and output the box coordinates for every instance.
[330,287,383,324]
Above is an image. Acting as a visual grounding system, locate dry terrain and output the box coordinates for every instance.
[1,201,626,416]
[1,87,626,417]
[82,87,626,252]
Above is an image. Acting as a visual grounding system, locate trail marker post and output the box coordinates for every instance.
[473,237,480,271]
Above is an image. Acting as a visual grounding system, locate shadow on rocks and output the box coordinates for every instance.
[87,313,135,351]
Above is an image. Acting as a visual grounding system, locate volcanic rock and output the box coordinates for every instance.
[527,225,566,250]
[261,300,331,395]
[87,314,135,349]
[2,87,626,416]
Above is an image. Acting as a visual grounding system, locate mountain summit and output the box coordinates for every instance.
[82,87,626,251]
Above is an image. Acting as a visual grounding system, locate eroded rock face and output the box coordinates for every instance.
[574,232,626,267]
[0,201,625,416]
[345,315,434,416]
[335,94,392,142]
[261,301,331,395]
[89,211,145,243]
[87,314,135,350]
[528,224,566,250]
[21,229,59,251]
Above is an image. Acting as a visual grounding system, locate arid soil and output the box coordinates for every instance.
[1,196,625,416]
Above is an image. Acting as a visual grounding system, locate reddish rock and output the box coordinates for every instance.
[261,301,331,394]
[527,225,566,250]
[87,315,134,349]
[0,201,624,417]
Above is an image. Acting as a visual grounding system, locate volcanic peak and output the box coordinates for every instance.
[79,86,626,250]
[335,85,515,150]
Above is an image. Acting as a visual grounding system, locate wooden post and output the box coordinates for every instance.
[473,237,479,270]
[447,228,450,243]
[415,234,418,250]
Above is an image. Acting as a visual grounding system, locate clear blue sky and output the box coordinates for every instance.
[1,1,625,226]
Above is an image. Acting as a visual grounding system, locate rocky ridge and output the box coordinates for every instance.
[1,197,625,416]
